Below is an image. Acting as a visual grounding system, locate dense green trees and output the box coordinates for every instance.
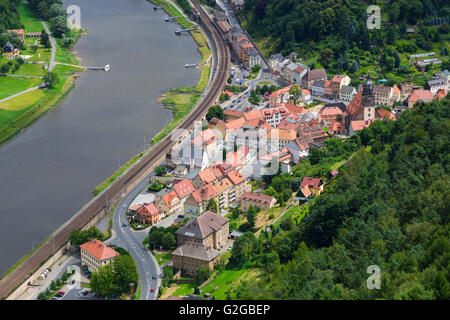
[206,105,224,121]
[147,226,179,250]
[69,226,105,247]
[90,254,138,297]
[229,98,450,299]
[0,0,22,33]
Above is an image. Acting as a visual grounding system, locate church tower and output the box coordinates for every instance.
[362,78,375,121]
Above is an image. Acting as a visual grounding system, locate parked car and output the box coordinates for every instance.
[150,288,155,293]
[152,275,156,280]
[51,297,59,300]
[178,214,184,218]
[122,223,127,227]
[83,291,89,296]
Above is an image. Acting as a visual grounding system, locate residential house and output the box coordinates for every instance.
[269,85,292,107]
[134,203,160,225]
[156,191,182,218]
[7,29,25,42]
[301,177,323,197]
[286,135,314,164]
[318,106,343,126]
[265,128,297,153]
[349,119,376,136]
[408,89,434,108]
[240,192,277,211]
[311,80,326,97]
[339,85,357,102]
[302,68,327,90]
[329,120,346,136]
[426,78,447,95]
[331,75,351,99]
[184,184,218,215]
[173,179,195,204]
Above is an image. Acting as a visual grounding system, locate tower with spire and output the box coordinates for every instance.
[362,75,376,121]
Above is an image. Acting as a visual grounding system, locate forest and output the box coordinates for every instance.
[239,0,450,85]
[227,97,449,299]
[0,0,22,32]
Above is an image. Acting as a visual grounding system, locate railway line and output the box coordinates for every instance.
[0,0,230,299]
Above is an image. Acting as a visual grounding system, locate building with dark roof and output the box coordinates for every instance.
[176,210,229,250]
[172,242,220,276]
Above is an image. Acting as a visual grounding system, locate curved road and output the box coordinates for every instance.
[112,173,160,300]
[0,0,230,299]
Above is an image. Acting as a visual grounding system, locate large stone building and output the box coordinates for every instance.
[176,210,229,250]
[80,239,119,272]
[172,242,220,276]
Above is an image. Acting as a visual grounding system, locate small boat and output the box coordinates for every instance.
[104,64,110,71]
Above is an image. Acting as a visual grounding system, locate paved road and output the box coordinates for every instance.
[112,174,161,300]
[40,20,56,71]
[0,85,41,103]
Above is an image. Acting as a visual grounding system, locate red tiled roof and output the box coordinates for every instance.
[301,177,321,190]
[351,119,375,132]
[224,109,244,118]
[409,89,433,103]
[226,169,245,185]
[162,191,180,208]
[377,108,395,120]
[241,192,275,205]
[346,92,363,117]
[80,239,119,261]
[173,179,195,199]
[225,117,246,130]
[191,184,218,203]
[329,120,345,132]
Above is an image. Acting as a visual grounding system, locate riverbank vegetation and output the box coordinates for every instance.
[0,1,84,147]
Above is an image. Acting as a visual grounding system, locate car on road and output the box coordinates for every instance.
[83,291,89,296]
[122,222,127,227]
[51,296,59,300]
[152,275,156,279]
[178,214,184,218]
[150,288,155,293]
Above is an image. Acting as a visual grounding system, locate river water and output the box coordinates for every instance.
[0,0,200,275]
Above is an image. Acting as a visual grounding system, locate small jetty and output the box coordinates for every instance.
[165,16,182,22]
[86,64,110,71]
[175,27,199,35]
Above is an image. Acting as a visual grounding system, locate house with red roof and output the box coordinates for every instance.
[376,108,395,121]
[301,176,323,196]
[407,89,434,108]
[134,203,160,225]
[184,184,219,215]
[269,85,292,107]
[349,119,376,136]
[80,239,119,272]
[329,120,346,136]
[318,106,343,126]
[156,191,182,218]
[173,179,195,202]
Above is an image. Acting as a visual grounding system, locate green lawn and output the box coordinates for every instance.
[0,77,40,99]
[172,283,196,296]
[201,268,263,300]
[154,252,172,266]
[18,2,44,33]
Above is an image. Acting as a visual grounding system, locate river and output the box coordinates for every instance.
[0,0,200,275]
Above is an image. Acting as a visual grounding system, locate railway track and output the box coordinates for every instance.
[0,0,230,299]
